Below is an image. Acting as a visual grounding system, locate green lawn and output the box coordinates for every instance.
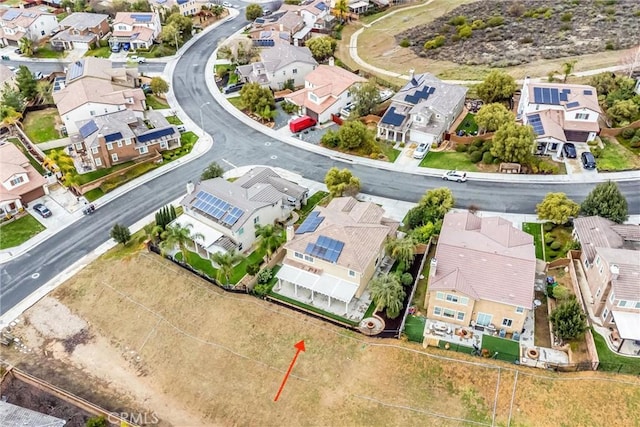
[592,329,640,375]
[8,138,46,175]
[146,94,170,110]
[419,151,480,171]
[0,214,45,249]
[481,335,520,362]
[176,246,267,285]
[100,162,158,193]
[33,46,66,59]
[84,46,111,58]
[228,73,239,84]
[377,141,401,162]
[296,191,329,224]
[214,64,236,76]
[75,161,134,185]
[23,109,60,143]
[165,115,183,125]
[455,112,479,136]
[595,139,639,171]
[522,222,544,260]
[83,188,105,202]
[404,315,426,343]
[135,44,177,58]
[226,96,243,109]
[56,12,68,21]
[616,135,640,155]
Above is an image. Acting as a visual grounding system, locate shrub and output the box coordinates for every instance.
[486,16,505,27]
[561,12,572,21]
[457,24,473,38]
[424,35,446,50]
[544,233,554,244]
[399,38,410,48]
[550,241,562,250]
[253,281,274,297]
[246,262,261,276]
[257,267,273,284]
[630,136,640,148]
[621,128,636,139]
[520,36,534,44]
[482,151,495,164]
[400,272,413,286]
[469,150,483,163]
[591,147,602,158]
[635,128,640,138]
[472,138,484,149]
[449,15,466,26]
[605,41,615,50]
[508,3,525,17]
[543,10,553,19]
[543,222,554,232]
[471,19,485,29]
[455,144,469,152]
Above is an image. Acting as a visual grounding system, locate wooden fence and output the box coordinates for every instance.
[599,118,640,137]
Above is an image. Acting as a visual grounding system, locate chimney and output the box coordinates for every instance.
[429,258,437,277]
[610,264,620,280]
[186,180,194,194]
[409,69,415,80]
[286,225,295,241]
[328,57,335,67]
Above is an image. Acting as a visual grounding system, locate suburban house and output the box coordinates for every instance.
[0,64,16,88]
[281,0,334,32]
[251,11,309,46]
[150,0,202,17]
[176,167,308,255]
[70,110,180,170]
[425,212,536,335]
[0,401,65,427]
[572,216,640,352]
[517,78,601,157]
[284,60,366,123]
[236,43,317,90]
[110,12,161,50]
[377,71,467,145]
[0,142,48,216]
[274,197,398,314]
[50,12,109,51]
[0,8,58,46]
[52,58,145,133]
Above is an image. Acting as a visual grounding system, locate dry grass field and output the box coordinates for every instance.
[5,248,640,426]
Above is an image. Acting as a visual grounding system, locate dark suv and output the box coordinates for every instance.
[223,82,244,94]
[581,152,596,170]
[562,143,576,158]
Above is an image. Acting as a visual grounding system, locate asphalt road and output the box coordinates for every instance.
[4,59,167,75]
[1,16,639,316]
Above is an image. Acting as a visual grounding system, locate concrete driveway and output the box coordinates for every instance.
[27,193,73,231]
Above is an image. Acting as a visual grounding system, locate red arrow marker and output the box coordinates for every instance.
[273,340,306,402]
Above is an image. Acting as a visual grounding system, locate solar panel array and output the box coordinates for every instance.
[67,61,85,81]
[305,235,345,263]
[79,120,98,138]
[404,86,433,104]
[137,127,175,143]
[254,39,275,47]
[315,2,327,11]
[583,89,593,95]
[53,76,66,92]
[131,14,152,22]
[528,114,545,136]
[296,211,324,234]
[533,87,561,105]
[3,9,21,20]
[566,101,580,109]
[381,107,406,127]
[105,132,123,142]
[193,190,244,227]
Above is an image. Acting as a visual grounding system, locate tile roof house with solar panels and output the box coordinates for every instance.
[251,10,309,46]
[377,71,467,145]
[0,8,58,46]
[110,12,161,50]
[274,197,399,315]
[177,167,308,255]
[281,0,334,31]
[517,77,601,159]
[236,44,317,90]
[70,110,180,170]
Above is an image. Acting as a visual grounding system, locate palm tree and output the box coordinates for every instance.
[18,37,34,57]
[143,223,163,245]
[211,249,244,285]
[35,80,53,105]
[160,223,204,260]
[385,236,416,269]
[335,0,349,24]
[0,107,22,135]
[254,223,284,261]
[561,60,577,83]
[369,274,406,319]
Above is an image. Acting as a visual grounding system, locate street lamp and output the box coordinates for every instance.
[199,101,210,136]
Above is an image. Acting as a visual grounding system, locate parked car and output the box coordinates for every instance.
[14,49,22,55]
[563,143,577,159]
[223,82,244,94]
[581,152,597,170]
[141,83,152,94]
[289,115,316,133]
[176,125,186,133]
[33,203,52,218]
[130,55,146,63]
[413,142,430,159]
[442,170,468,182]
[111,42,121,53]
[340,103,355,118]
[379,89,394,102]
[222,1,231,6]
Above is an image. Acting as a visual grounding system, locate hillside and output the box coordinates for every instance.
[398,0,640,67]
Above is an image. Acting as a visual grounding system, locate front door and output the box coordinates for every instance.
[476,312,492,326]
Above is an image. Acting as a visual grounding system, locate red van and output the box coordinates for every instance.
[289,115,316,133]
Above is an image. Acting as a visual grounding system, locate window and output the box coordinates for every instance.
[595,256,601,266]
[238,227,244,235]
[106,142,113,150]
[94,157,102,166]
[476,313,492,326]
[75,143,83,150]
[602,308,609,321]
[515,306,525,314]
[304,255,314,262]
[436,292,445,301]
[349,270,356,277]
[459,297,469,306]
[618,300,628,308]
[111,153,118,162]
[446,294,458,303]
[90,110,95,116]
[635,301,640,309]
[433,306,442,316]
[117,141,123,148]
[91,147,98,154]
[139,145,148,154]
[595,288,601,298]
[609,292,615,304]
[502,318,513,327]
[125,139,132,145]
[584,259,590,269]
[294,252,303,259]
[254,216,260,224]
[309,93,318,103]
[550,143,558,151]
[442,308,455,319]
[457,312,465,321]
[292,68,298,74]
[576,113,590,120]
[10,176,24,186]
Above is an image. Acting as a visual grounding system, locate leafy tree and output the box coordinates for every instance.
[385,236,416,268]
[552,285,571,301]
[235,41,258,65]
[419,187,455,223]
[143,222,163,244]
[211,249,244,284]
[337,120,374,152]
[324,167,361,197]
[150,76,169,96]
[15,66,37,100]
[160,23,180,47]
[160,223,204,259]
[167,13,193,37]
[0,106,22,133]
[201,161,224,180]
[131,0,151,12]
[239,82,275,115]
[110,223,132,245]
[607,99,639,126]
[476,70,517,104]
[349,81,381,117]
[561,59,577,83]
[72,0,90,12]
[490,122,535,164]
[18,37,34,56]
[35,80,53,104]
[246,3,263,21]
[474,103,514,133]
[246,262,261,276]
[410,221,437,243]
[306,36,337,61]
[589,72,619,97]
[536,192,579,225]
[550,297,587,342]
[1,86,25,112]
[335,0,349,24]
[370,274,406,319]
[254,224,284,261]
[580,181,628,224]
[111,0,131,12]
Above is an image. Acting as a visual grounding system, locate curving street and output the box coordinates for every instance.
[1,15,639,317]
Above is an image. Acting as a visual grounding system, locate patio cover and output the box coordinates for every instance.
[611,311,640,341]
[276,264,358,303]
[349,1,369,9]
[170,214,223,251]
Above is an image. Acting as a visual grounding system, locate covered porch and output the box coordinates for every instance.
[0,197,23,216]
[169,213,232,259]
[611,311,640,355]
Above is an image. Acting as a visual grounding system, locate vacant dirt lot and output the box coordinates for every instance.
[6,251,640,426]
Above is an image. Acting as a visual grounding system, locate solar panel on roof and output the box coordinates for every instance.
[137,127,175,143]
[131,14,152,22]
[104,132,123,142]
[3,9,21,20]
[551,89,560,105]
[559,92,568,102]
[404,86,430,104]
[533,87,542,104]
[296,211,325,234]
[381,107,406,127]
[583,90,592,95]
[222,206,243,226]
[566,101,580,108]
[67,61,85,81]
[304,235,345,263]
[527,114,545,136]
[193,191,241,227]
[79,120,98,138]
[315,2,327,10]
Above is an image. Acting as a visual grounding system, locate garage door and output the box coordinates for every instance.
[305,108,319,122]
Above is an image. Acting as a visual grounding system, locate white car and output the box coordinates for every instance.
[442,170,468,182]
[129,56,146,63]
[413,142,430,159]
